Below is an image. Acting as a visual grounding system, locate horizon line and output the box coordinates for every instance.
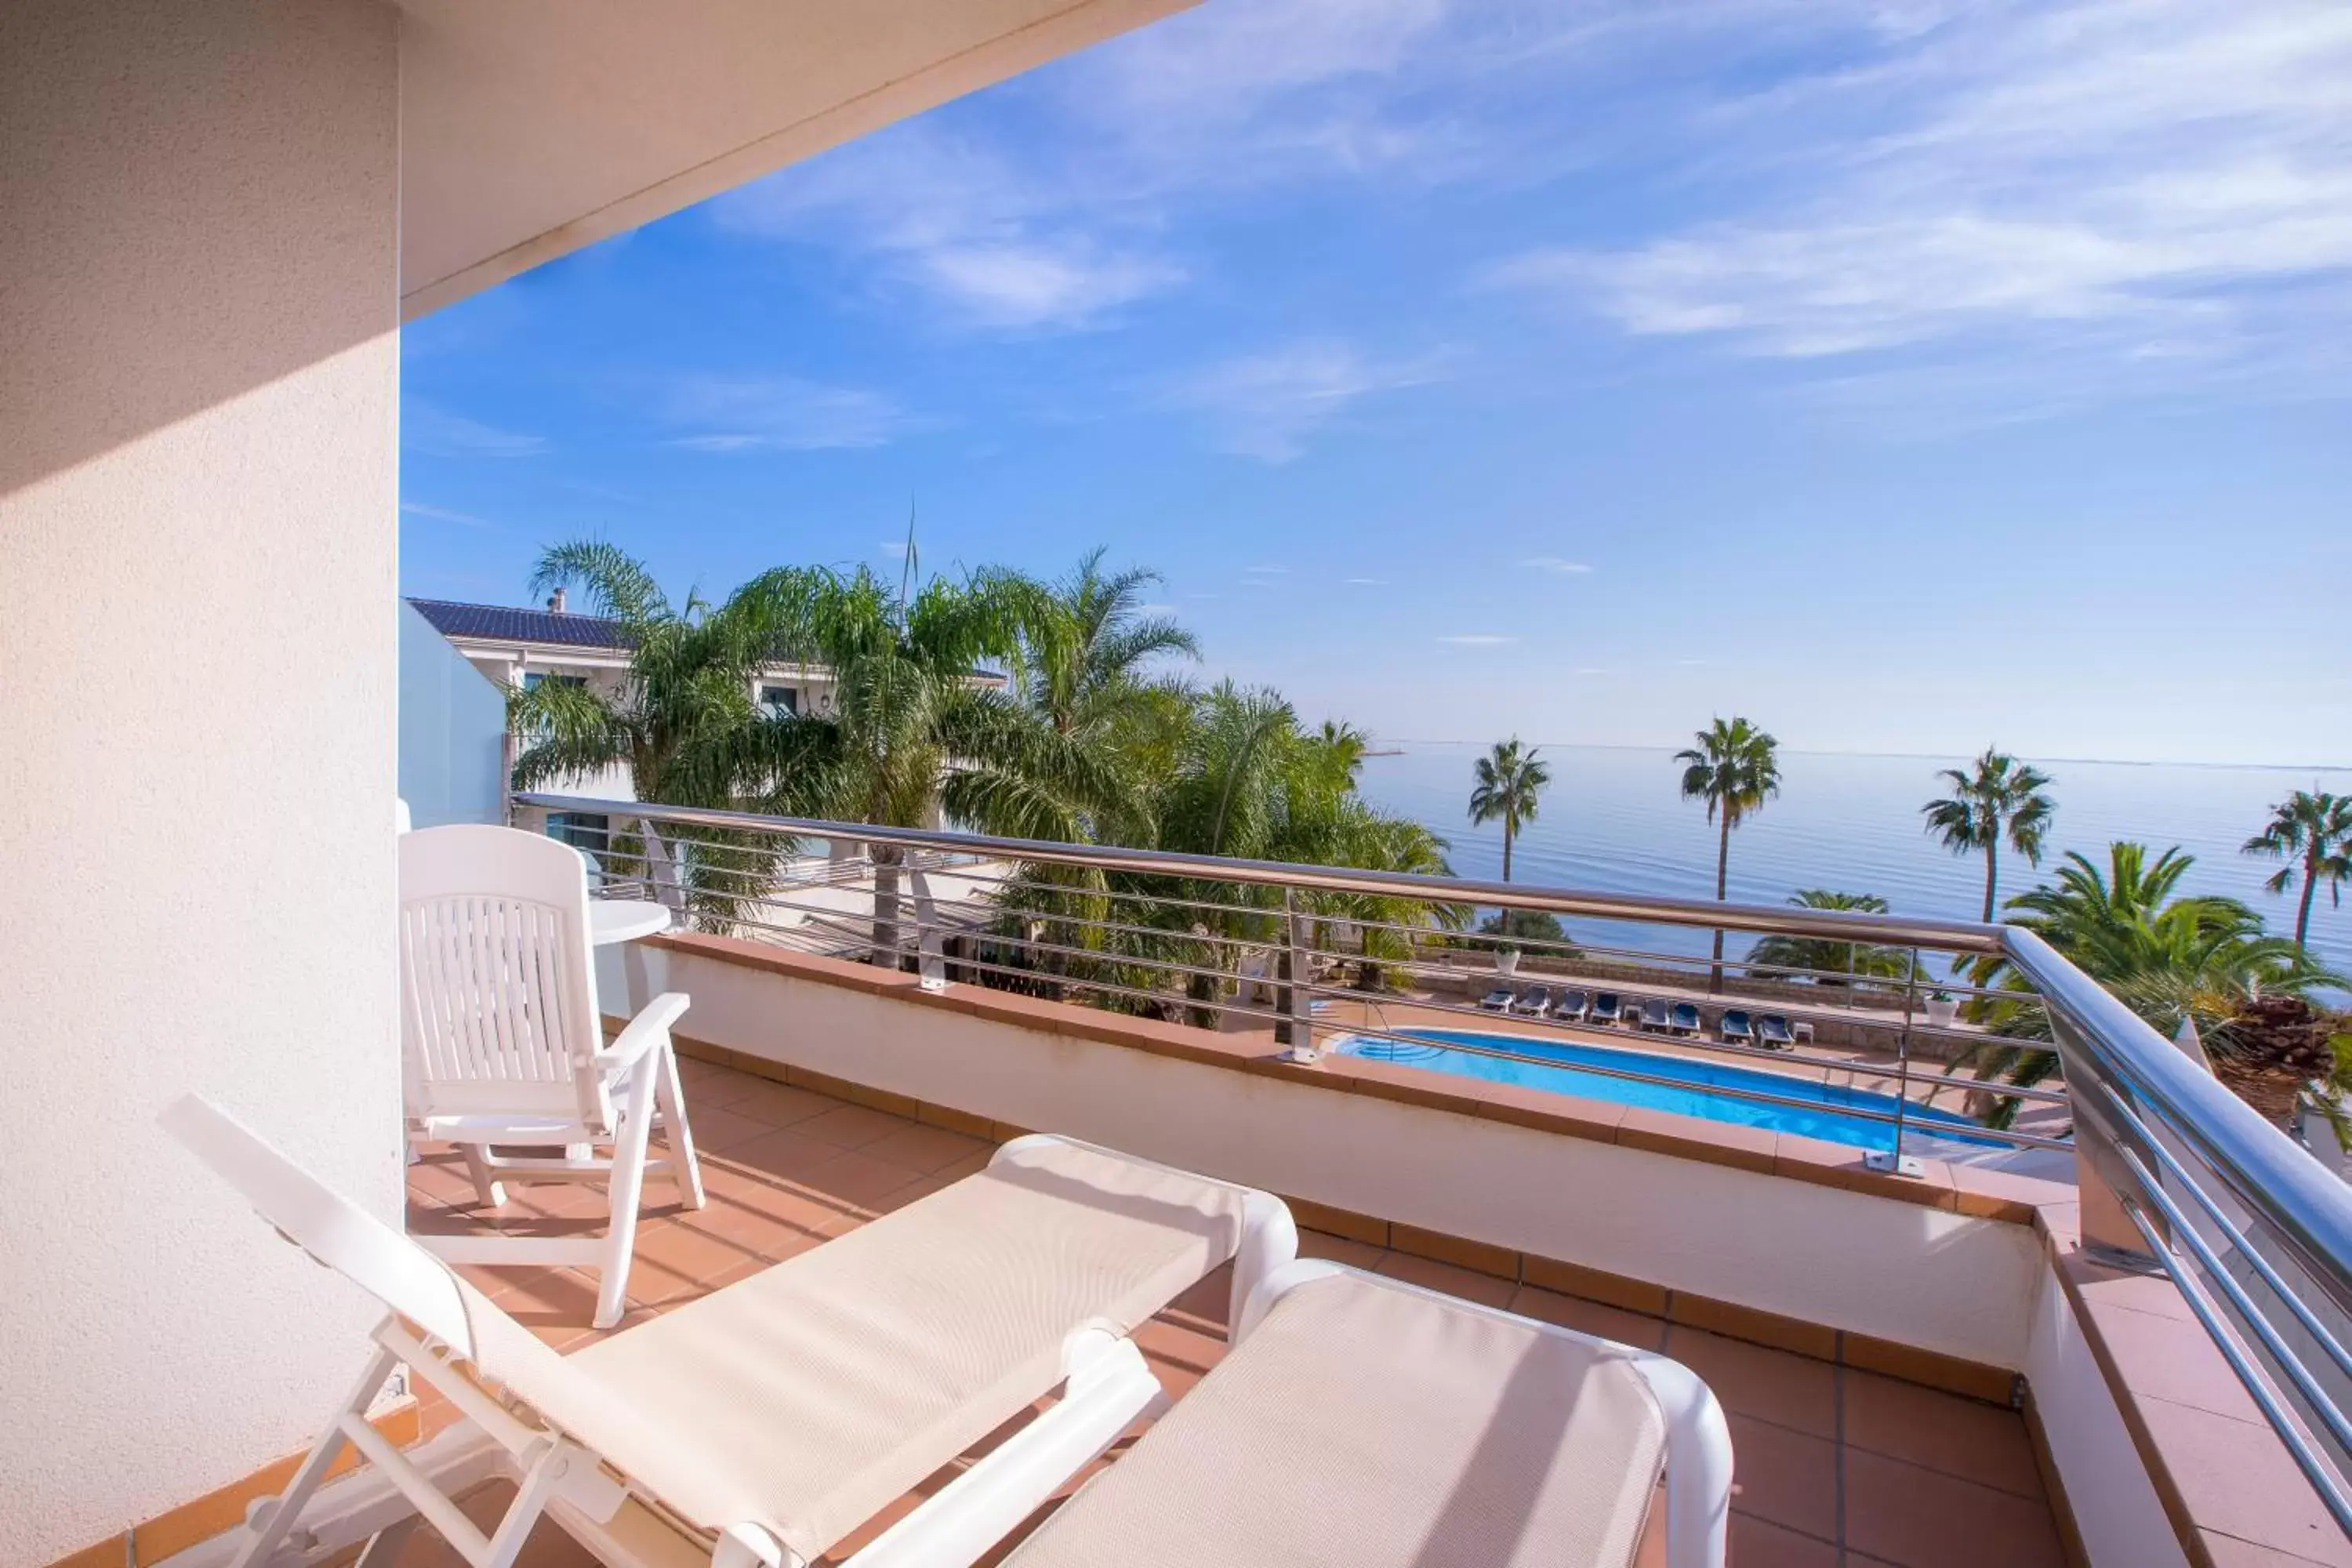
[1368,739,2352,775]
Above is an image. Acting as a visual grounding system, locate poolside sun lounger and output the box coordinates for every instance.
[161,1095,1295,1568]
[1556,989,1590,1022]
[1001,1262,1733,1568]
[1513,985,1553,1018]
[1592,991,1622,1025]
[1641,997,1671,1033]
[1758,1013,1795,1050]
[1719,1008,1755,1046]
[1671,1002,1701,1036]
[1480,985,1515,1011]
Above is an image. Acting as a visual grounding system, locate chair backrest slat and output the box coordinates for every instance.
[399,825,609,1131]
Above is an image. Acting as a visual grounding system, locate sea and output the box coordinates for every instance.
[1352,743,2352,980]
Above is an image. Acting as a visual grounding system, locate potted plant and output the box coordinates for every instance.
[1496,943,1521,978]
[1923,989,1959,1028]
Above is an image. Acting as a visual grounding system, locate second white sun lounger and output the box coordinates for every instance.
[1001,1261,1733,1568]
[161,1095,1295,1568]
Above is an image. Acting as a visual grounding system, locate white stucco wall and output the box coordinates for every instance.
[0,3,401,1561]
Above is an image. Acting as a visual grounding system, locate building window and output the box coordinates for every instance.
[523,672,587,691]
[761,684,799,714]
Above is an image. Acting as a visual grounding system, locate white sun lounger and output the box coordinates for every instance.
[160,1096,1295,1568]
[1001,1262,1733,1568]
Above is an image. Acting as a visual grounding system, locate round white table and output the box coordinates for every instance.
[590,900,671,946]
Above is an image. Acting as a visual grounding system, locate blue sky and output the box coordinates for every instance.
[401,0,2352,767]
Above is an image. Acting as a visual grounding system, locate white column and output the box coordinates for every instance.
[0,2,402,1559]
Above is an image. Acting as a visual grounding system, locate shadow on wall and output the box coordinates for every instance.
[0,4,396,500]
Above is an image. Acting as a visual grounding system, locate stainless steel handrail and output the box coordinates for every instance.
[515,792,2009,952]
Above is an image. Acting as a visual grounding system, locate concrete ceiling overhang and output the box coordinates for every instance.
[394,0,1192,319]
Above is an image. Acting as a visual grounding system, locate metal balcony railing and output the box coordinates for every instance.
[514,790,2352,1534]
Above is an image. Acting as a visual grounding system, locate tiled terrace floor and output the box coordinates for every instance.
[394,1057,2067,1568]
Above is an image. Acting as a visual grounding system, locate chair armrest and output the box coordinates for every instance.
[596,992,691,1074]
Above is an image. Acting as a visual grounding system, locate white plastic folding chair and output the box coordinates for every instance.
[400,822,704,1327]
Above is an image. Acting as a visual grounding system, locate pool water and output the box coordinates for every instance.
[1337,1029,1998,1153]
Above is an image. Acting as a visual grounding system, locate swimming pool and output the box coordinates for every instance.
[1337,1029,1997,1152]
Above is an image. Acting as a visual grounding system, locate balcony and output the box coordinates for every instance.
[431,791,2341,1568]
[395,1054,2067,1567]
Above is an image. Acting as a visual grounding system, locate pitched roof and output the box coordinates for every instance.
[408,596,1008,684]
[406,597,634,651]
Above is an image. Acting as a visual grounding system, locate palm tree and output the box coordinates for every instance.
[509,540,800,909]
[1011,683,1457,1033]
[730,560,1123,963]
[1922,749,2056,923]
[1745,890,1915,986]
[1676,717,1781,991]
[2243,790,2352,952]
[995,547,1197,739]
[1951,843,2345,1127]
[1468,737,1550,882]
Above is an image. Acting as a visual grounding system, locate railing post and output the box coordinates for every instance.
[1867,947,1926,1178]
[909,866,946,992]
[2049,1006,2169,1271]
[1283,889,1317,1063]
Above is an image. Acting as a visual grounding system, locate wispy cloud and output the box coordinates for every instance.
[704,0,1563,332]
[662,374,912,452]
[1168,339,1445,462]
[1484,3,2352,402]
[400,501,495,529]
[711,126,1184,332]
[1438,633,1519,647]
[404,401,548,459]
[1344,576,1388,586]
[1523,557,1594,574]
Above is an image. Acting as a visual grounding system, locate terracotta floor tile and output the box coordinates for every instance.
[1729,1513,1842,1567]
[1508,1283,1668,1351]
[861,1121,993,1174]
[1664,1327,1838,1440]
[672,1103,775,1152]
[793,1103,921,1150]
[1725,1413,1839,1541]
[1842,1449,2066,1568]
[1163,1260,1236,1334]
[629,1218,769,1301]
[728,1078,847,1127]
[1373,1249,1518,1308]
[810,1149,935,1210]
[1136,1315,1229,1400]
[1840,1370,2042,1499]
[389,1479,599,1566]
[1297,1229,1389,1270]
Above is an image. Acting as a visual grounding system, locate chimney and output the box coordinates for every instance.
[548,587,568,615]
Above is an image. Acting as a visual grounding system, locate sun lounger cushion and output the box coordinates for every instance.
[458,1139,1251,1564]
[1004,1269,1668,1568]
